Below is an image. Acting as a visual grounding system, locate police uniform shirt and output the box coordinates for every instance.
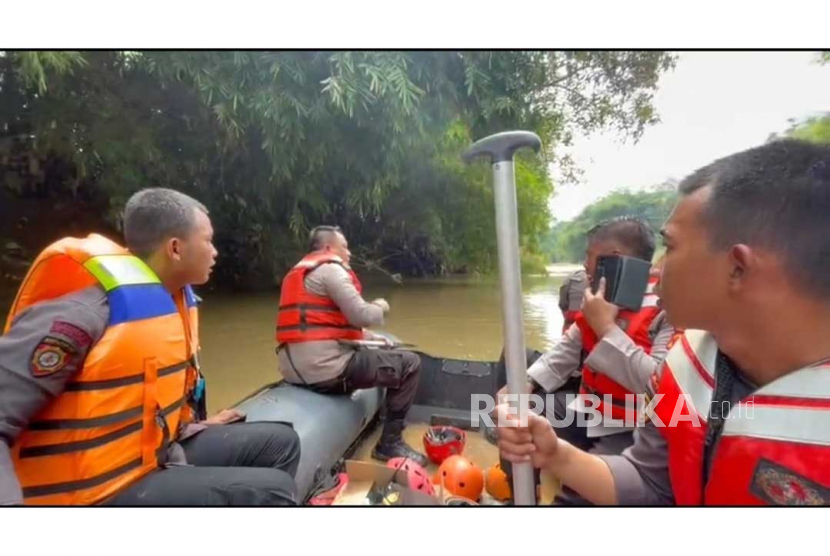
[526,312,675,437]
[0,286,109,505]
[0,285,197,505]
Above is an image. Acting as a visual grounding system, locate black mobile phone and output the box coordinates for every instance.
[591,255,652,311]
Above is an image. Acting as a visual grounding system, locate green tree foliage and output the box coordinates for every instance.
[544,184,678,263]
[786,114,830,144]
[771,53,830,146]
[1,51,675,287]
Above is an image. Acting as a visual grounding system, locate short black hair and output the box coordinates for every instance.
[309,225,343,251]
[123,188,208,259]
[679,139,830,297]
[587,216,656,262]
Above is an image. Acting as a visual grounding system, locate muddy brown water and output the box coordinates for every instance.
[198,269,575,413]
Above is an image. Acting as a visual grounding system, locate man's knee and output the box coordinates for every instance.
[401,351,421,372]
[270,422,301,451]
[230,422,302,475]
[270,423,301,461]
[395,352,421,385]
[282,425,302,472]
[258,422,302,469]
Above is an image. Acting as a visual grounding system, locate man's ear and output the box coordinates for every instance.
[165,237,182,261]
[727,244,754,288]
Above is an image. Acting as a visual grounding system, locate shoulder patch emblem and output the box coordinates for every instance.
[31,337,76,377]
[751,459,828,506]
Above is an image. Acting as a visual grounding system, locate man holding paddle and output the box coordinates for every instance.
[276,225,428,466]
[496,140,830,505]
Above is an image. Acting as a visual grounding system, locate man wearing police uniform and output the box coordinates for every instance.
[1,188,300,506]
[276,225,428,466]
[497,140,830,505]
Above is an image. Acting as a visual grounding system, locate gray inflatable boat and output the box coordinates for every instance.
[231,347,505,501]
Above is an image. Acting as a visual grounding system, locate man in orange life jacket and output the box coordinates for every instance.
[496,139,830,505]
[0,188,300,506]
[276,225,428,466]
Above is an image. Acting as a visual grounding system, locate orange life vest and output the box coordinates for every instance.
[576,277,661,421]
[276,252,364,344]
[654,329,830,505]
[5,234,201,505]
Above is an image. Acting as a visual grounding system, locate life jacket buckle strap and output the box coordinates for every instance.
[154,404,171,466]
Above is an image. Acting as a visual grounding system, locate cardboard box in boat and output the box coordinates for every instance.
[332,460,439,506]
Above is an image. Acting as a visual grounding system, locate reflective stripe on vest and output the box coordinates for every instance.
[7,235,199,505]
[662,329,716,422]
[721,365,830,446]
[656,329,830,505]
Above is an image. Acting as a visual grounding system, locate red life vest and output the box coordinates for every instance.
[654,329,830,505]
[276,252,365,344]
[562,310,580,333]
[576,278,661,422]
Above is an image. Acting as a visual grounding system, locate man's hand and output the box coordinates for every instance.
[494,403,562,469]
[203,408,246,426]
[363,330,394,347]
[371,298,390,313]
[582,277,619,338]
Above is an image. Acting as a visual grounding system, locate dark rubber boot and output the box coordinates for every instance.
[371,419,429,467]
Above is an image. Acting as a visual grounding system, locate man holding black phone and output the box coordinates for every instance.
[498,217,675,486]
[497,140,830,506]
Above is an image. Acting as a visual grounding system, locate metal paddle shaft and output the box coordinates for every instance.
[463,131,542,506]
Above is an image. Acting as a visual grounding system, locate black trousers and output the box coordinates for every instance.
[107,422,301,506]
[310,349,421,420]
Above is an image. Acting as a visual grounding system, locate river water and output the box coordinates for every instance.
[0,265,581,414]
[198,265,579,412]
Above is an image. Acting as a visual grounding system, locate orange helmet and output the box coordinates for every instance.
[484,463,511,501]
[432,455,484,501]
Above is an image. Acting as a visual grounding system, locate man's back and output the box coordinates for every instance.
[277,261,383,384]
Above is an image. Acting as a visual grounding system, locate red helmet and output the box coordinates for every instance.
[386,457,435,497]
[423,426,466,464]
